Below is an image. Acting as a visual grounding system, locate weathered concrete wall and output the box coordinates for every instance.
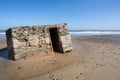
[6,23,72,60]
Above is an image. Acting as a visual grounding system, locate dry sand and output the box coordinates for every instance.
[0,35,120,80]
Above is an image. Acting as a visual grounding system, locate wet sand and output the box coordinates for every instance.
[0,35,120,80]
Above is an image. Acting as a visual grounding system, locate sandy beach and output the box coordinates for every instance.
[0,35,120,80]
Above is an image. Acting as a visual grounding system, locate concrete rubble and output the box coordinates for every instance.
[6,23,73,60]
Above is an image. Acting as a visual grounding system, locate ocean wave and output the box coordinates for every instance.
[1,31,120,36]
[0,32,5,34]
[70,31,120,34]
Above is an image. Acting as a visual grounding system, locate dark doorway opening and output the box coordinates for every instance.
[49,28,63,53]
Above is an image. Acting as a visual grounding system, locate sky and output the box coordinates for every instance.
[0,0,120,30]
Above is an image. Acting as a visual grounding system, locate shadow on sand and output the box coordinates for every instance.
[0,47,8,59]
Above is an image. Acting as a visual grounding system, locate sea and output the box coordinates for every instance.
[1,30,120,39]
[70,30,120,37]
[0,32,6,39]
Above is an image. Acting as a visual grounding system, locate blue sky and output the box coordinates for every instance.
[0,0,120,30]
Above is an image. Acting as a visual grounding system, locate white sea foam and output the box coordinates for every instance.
[1,31,120,35]
[70,31,120,35]
[0,32,5,34]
